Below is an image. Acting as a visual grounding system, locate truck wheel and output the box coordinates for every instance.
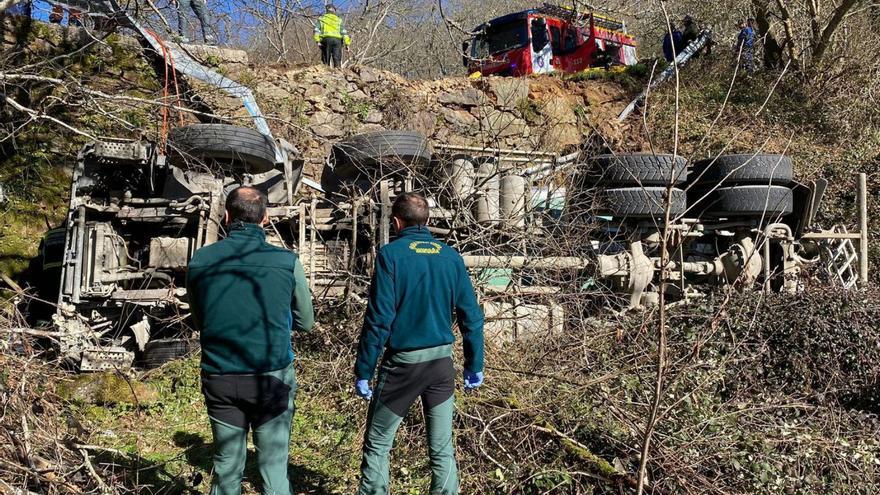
[169,124,277,174]
[330,131,432,180]
[690,154,793,186]
[598,187,686,218]
[140,339,200,369]
[692,185,793,218]
[590,153,687,186]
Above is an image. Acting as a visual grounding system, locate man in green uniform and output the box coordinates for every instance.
[354,192,485,495]
[313,3,351,67]
[187,186,314,495]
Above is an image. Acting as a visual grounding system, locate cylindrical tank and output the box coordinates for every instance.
[500,173,527,229]
[445,155,475,206]
[474,158,500,224]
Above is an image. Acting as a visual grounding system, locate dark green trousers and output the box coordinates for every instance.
[358,345,459,495]
[202,362,297,495]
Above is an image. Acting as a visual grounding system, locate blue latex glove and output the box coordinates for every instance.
[464,370,484,390]
[355,379,373,400]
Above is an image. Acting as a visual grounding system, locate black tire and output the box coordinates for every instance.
[330,131,431,180]
[590,153,687,186]
[168,124,277,174]
[140,339,200,369]
[597,187,687,218]
[692,185,793,218]
[691,154,793,186]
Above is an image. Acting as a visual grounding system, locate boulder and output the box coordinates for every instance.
[484,77,530,110]
[438,87,489,107]
[356,66,381,84]
[304,84,325,102]
[311,111,345,138]
[441,107,478,128]
[481,110,528,138]
[405,111,437,137]
[364,109,384,124]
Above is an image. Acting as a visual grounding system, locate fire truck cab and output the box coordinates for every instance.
[465,4,638,77]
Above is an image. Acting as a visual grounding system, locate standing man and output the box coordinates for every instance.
[173,0,214,44]
[737,19,757,72]
[187,186,314,495]
[354,192,485,495]
[313,3,351,67]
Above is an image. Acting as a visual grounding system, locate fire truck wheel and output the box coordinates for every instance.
[590,153,688,186]
[330,131,432,180]
[168,124,278,174]
[140,339,200,369]
[598,187,686,218]
[690,185,793,218]
[691,154,793,186]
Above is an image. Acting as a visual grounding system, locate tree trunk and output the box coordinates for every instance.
[812,0,863,64]
[753,0,785,69]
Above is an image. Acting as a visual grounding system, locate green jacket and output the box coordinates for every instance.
[314,13,351,46]
[187,223,314,374]
[355,226,484,381]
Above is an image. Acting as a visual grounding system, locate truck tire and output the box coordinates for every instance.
[692,185,793,218]
[691,154,793,186]
[140,339,200,369]
[168,124,277,174]
[330,131,432,180]
[590,153,687,186]
[597,187,687,218]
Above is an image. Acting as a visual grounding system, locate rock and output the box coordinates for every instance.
[185,44,249,65]
[481,110,528,138]
[440,107,478,128]
[311,111,345,138]
[364,109,384,124]
[539,98,580,150]
[58,373,159,405]
[304,84,325,102]
[348,89,369,100]
[484,77,530,110]
[329,99,346,113]
[405,111,437,137]
[438,87,488,107]
[356,66,381,84]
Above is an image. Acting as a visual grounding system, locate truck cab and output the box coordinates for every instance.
[465,5,638,77]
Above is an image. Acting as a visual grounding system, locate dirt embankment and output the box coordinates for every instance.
[199,59,646,170]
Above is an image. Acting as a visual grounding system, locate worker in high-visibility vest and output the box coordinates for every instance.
[313,4,351,68]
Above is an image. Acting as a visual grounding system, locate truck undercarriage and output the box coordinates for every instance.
[39,126,868,370]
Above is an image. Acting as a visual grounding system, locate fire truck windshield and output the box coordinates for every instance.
[472,21,529,58]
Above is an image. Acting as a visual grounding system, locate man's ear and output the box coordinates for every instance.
[261,211,269,226]
[224,210,230,225]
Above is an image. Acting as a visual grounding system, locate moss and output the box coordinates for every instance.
[516,97,542,123]
[59,373,159,405]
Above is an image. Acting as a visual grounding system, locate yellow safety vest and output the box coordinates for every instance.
[314,13,351,46]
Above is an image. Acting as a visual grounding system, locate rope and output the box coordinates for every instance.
[145,28,186,152]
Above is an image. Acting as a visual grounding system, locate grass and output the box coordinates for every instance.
[69,353,443,494]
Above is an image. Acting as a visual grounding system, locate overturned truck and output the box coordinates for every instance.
[39,126,868,370]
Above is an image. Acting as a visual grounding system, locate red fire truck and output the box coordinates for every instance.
[464,4,638,77]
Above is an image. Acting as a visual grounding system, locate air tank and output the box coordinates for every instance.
[445,155,475,206]
[500,173,527,229]
[474,157,500,224]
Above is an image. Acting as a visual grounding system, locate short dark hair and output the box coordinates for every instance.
[392,192,429,227]
[226,186,268,224]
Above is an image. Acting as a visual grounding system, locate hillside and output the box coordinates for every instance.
[2,16,880,495]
